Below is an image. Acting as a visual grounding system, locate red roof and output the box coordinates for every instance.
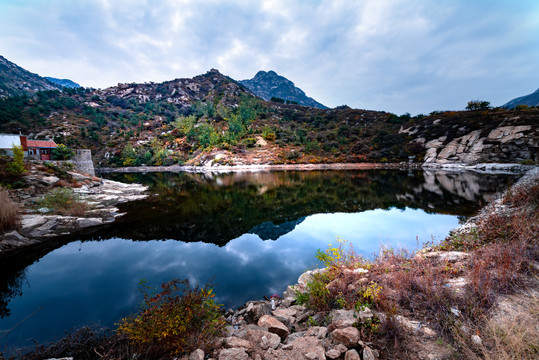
[26,140,57,148]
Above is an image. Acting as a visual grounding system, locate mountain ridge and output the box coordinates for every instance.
[0,55,62,98]
[45,77,81,89]
[503,88,539,108]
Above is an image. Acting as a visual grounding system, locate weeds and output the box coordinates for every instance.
[0,189,20,234]
[39,187,88,216]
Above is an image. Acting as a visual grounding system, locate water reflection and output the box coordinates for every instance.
[98,170,516,244]
[0,169,519,350]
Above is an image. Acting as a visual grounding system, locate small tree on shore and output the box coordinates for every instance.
[466,100,491,111]
[7,145,26,177]
[51,144,74,160]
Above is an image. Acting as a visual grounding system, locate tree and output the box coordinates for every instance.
[7,145,26,177]
[51,144,74,160]
[466,100,491,111]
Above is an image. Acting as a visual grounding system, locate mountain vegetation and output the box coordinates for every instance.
[0,55,537,167]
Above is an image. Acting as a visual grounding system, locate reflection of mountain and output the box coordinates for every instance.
[92,170,517,245]
[248,217,306,240]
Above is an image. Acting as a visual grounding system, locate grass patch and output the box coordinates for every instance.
[39,187,89,216]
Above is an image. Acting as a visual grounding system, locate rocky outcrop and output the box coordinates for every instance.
[423,125,537,165]
[0,171,148,254]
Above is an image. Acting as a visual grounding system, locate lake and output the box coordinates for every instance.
[0,169,519,352]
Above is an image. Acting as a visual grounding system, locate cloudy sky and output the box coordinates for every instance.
[1,0,538,114]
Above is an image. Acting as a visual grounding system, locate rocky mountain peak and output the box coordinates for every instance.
[240,70,327,109]
[503,87,539,108]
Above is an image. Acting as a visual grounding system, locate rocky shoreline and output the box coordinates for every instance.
[190,166,538,360]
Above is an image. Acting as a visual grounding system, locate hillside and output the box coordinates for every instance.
[503,88,539,108]
[0,68,537,168]
[240,70,327,109]
[0,55,61,98]
[45,77,81,88]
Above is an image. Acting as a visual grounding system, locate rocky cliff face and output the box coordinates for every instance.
[0,55,61,98]
[422,125,537,164]
[240,70,327,109]
[400,111,539,165]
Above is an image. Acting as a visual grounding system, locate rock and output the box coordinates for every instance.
[218,348,249,360]
[282,297,295,307]
[189,349,204,360]
[246,302,272,322]
[245,328,281,350]
[40,175,60,185]
[471,334,482,346]
[285,331,305,344]
[37,207,50,213]
[258,315,289,339]
[283,285,297,299]
[77,217,103,228]
[272,308,297,326]
[288,336,326,360]
[2,230,28,242]
[304,326,328,339]
[345,349,360,360]
[331,327,360,348]
[325,349,341,359]
[363,347,376,360]
[224,336,251,350]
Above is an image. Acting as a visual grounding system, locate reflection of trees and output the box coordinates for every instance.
[0,265,27,318]
[96,170,517,245]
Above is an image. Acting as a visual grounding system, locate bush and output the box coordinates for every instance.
[7,145,25,177]
[51,144,74,160]
[117,279,225,357]
[40,187,88,216]
[466,100,491,111]
[0,189,20,233]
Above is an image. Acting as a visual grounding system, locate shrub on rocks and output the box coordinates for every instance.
[117,279,226,357]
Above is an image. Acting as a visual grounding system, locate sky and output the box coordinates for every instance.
[1,0,538,114]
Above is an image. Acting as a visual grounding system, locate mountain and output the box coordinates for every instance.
[239,70,327,109]
[0,55,61,98]
[98,68,249,108]
[503,88,539,108]
[45,77,81,88]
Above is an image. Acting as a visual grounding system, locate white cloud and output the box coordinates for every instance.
[0,0,538,113]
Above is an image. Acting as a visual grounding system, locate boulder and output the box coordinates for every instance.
[218,348,249,360]
[189,349,204,360]
[304,326,328,339]
[331,327,360,348]
[363,346,377,360]
[224,336,251,350]
[344,349,360,360]
[245,328,281,350]
[258,315,289,339]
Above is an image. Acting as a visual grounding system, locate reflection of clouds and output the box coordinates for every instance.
[1,208,458,347]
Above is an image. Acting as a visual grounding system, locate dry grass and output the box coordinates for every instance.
[0,189,20,234]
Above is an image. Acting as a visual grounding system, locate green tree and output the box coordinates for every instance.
[466,100,491,111]
[7,145,26,177]
[51,144,74,160]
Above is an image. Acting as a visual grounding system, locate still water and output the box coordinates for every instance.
[0,169,518,351]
